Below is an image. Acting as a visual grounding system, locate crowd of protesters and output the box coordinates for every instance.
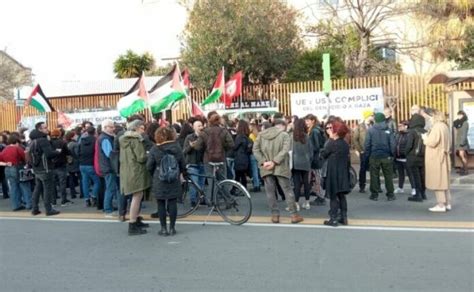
[0,104,470,235]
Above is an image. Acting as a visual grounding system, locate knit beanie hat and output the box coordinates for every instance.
[374,112,386,123]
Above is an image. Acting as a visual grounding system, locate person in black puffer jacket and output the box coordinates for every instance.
[147,127,185,236]
[29,122,60,216]
[394,121,415,195]
[405,114,427,202]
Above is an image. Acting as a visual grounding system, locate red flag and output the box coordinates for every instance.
[57,111,73,129]
[181,68,192,92]
[224,71,242,106]
[192,100,204,116]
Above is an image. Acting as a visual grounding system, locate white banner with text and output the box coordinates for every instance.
[291,87,384,120]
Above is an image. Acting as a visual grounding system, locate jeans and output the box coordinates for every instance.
[32,170,55,213]
[263,175,297,215]
[80,165,100,201]
[104,173,119,214]
[53,167,68,203]
[369,157,395,196]
[5,166,32,209]
[187,164,205,203]
[249,155,261,189]
[226,158,235,180]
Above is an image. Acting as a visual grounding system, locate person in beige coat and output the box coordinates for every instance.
[422,111,451,212]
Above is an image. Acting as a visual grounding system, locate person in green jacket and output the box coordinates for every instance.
[119,120,151,236]
[253,119,304,224]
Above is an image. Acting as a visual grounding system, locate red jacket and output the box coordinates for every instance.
[0,145,26,166]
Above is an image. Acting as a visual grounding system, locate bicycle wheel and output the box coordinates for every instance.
[177,179,201,219]
[215,180,252,225]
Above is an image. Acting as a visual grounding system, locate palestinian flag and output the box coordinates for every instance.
[148,64,186,113]
[191,100,204,116]
[117,72,148,118]
[25,84,55,112]
[201,68,225,106]
[224,71,242,106]
[182,68,191,94]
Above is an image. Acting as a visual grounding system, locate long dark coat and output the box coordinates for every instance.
[320,138,351,196]
[146,141,185,200]
[233,134,251,171]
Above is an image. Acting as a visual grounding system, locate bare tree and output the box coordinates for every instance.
[0,51,32,100]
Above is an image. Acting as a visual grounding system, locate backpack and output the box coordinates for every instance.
[414,131,425,157]
[158,152,180,183]
[26,140,41,167]
[93,139,103,177]
[206,128,226,162]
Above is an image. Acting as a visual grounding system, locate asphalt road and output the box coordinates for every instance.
[1,219,473,292]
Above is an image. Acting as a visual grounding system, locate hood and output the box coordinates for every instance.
[158,141,180,154]
[29,129,47,140]
[409,114,425,129]
[260,127,284,140]
[121,131,143,149]
[373,122,388,131]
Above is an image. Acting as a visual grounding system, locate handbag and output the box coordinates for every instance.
[19,168,34,182]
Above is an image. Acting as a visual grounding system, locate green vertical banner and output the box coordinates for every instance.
[322,53,331,95]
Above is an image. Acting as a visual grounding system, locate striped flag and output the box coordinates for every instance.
[148,64,186,114]
[25,84,55,112]
[117,72,148,118]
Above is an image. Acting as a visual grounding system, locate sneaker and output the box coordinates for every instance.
[85,199,91,207]
[105,212,118,218]
[61,200,74,207]
[394,188,404,194]
[310,196,326,206]
[369,194,378,201]
[445,204,452,211]
[387,195,396,201]
[359,188,366,194]
[411,189,416,196]
[429,205,446,212]
[13,206,26,211]
[302,202,311,210]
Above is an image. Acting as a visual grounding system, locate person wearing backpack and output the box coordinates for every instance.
[233,120,252,189]
[147,127,185,236]
[405,114,427,202]
[195,113,234,182]
[29,122,61,216]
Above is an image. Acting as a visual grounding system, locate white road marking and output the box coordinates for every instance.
[1,216,473,233]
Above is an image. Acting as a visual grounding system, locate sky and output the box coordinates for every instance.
[0,0,187,83]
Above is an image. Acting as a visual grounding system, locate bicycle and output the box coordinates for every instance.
[177,162,252,225]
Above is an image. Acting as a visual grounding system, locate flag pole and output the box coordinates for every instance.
[143,71,154,122]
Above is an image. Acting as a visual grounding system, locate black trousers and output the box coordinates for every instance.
[329,192,347,219]
[407,161,425,197]
[292,169,310,202]
[158,198,177,229]
[32,170,55,213]
[235,170,247,188]
[0,167,9,198]
[358,154,369,189]
[396,161,414,189]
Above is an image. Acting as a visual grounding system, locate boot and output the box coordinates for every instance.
[291,213,304,224]
[136,216,149,228]
[324,219,338,227]
[128,222,147,236]
[271,214,280,224]
[169,226,177,236]
[408,195,423,202]
[158,226,169,236]
[338,212,348,225]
